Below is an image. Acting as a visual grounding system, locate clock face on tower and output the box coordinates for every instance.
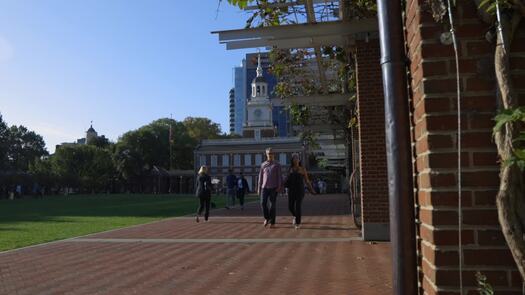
[253,109,262,119]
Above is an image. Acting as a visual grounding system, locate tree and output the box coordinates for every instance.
[114,118,197,180]
[7,125,48,172]
[88,135,111,149]
[182,117,222,142]
[29,157,56,190]
[52,145,114,192]
[0,114,9,171]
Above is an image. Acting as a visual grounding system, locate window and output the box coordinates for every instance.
[211,155,218,167]
[199,155,206,166]
[279,153,287,164]
[244,154,252,166]
[245,176,253,192]
[222,154,229,167]
[255,154,263,165]
[234,154,241,166]
[256,85,261,96]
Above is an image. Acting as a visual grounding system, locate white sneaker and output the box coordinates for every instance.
[295,224,300,230]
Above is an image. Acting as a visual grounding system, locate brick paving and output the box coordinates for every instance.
[0,194,392,295]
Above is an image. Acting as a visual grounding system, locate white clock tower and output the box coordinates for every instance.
[243,54,275,140]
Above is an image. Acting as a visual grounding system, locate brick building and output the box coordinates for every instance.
[403,1,525,293]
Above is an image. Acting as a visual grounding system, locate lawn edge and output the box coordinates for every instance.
[0,198,259,256]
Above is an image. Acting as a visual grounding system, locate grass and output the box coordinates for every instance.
[0,193,254,252]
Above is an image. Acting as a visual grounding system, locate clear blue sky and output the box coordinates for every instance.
[0,1,253,152]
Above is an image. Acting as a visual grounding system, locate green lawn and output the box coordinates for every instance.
[0,193,249,252]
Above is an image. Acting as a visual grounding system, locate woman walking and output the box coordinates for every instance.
[195,165,212,223]
[285,153,315,229]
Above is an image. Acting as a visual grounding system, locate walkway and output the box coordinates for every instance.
[0,194,392,295]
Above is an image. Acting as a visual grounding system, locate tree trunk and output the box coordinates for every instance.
[493,13,525,281]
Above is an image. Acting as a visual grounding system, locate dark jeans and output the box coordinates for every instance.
[288,193,304,225]
[227,188,236,207]
[197,195,211,220]
[261,188,278,224]
[237,189,245,206]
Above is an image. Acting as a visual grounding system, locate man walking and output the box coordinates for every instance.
[236,172,249,210]
[257,147,282,228]
[226,169,237,209]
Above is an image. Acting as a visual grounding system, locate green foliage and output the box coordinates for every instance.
[88,135,111,149]
[183,117,222,142]
[0,114,48,172]
[29,157,56,188]
[52,145,115,191]
[0,114,10,171]
[227,0,252,9]
[289,104,310,126]
[493,107,525,169]
[475,272,494,295]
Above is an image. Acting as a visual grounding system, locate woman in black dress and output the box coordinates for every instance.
[195,165,212,222]
[285,153,315,229]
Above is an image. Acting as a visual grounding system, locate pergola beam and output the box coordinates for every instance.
[225,34,351,49]
[212,19,377,45]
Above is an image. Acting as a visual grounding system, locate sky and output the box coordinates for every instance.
[0,0,254,152]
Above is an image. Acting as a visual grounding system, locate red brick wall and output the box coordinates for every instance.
[405,0,525,293]
[354,39,390,240]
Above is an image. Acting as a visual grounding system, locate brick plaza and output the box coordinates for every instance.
[0,194,392,295]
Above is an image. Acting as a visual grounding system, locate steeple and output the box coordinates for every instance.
[251,54,268,98]
[256,54,263,77]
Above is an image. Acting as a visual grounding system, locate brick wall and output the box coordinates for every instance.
[354,39,390,241]
[405,0,525,293]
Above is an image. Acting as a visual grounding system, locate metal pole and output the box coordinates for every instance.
[376,0,418,294]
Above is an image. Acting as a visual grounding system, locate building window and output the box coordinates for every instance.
[245,176,253,192]
[256,85,261,96]
[244,154,252,166]
[222,154,229,167]
[234,154,241,166]
[211,155,218,167]
[255,154,263,165]
[279,153,287,164]
[199,155,206,166]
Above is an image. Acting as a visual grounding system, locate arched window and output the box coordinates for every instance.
[256,85,261,96]
[252,85,256,97]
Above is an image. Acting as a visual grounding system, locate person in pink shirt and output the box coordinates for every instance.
[257,147,282,228]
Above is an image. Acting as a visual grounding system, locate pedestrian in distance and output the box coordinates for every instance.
[225,169,237,209]
[257,147,282,228]
[236,172,249,210]
[284,153,315,229]
[195,165,212,223]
